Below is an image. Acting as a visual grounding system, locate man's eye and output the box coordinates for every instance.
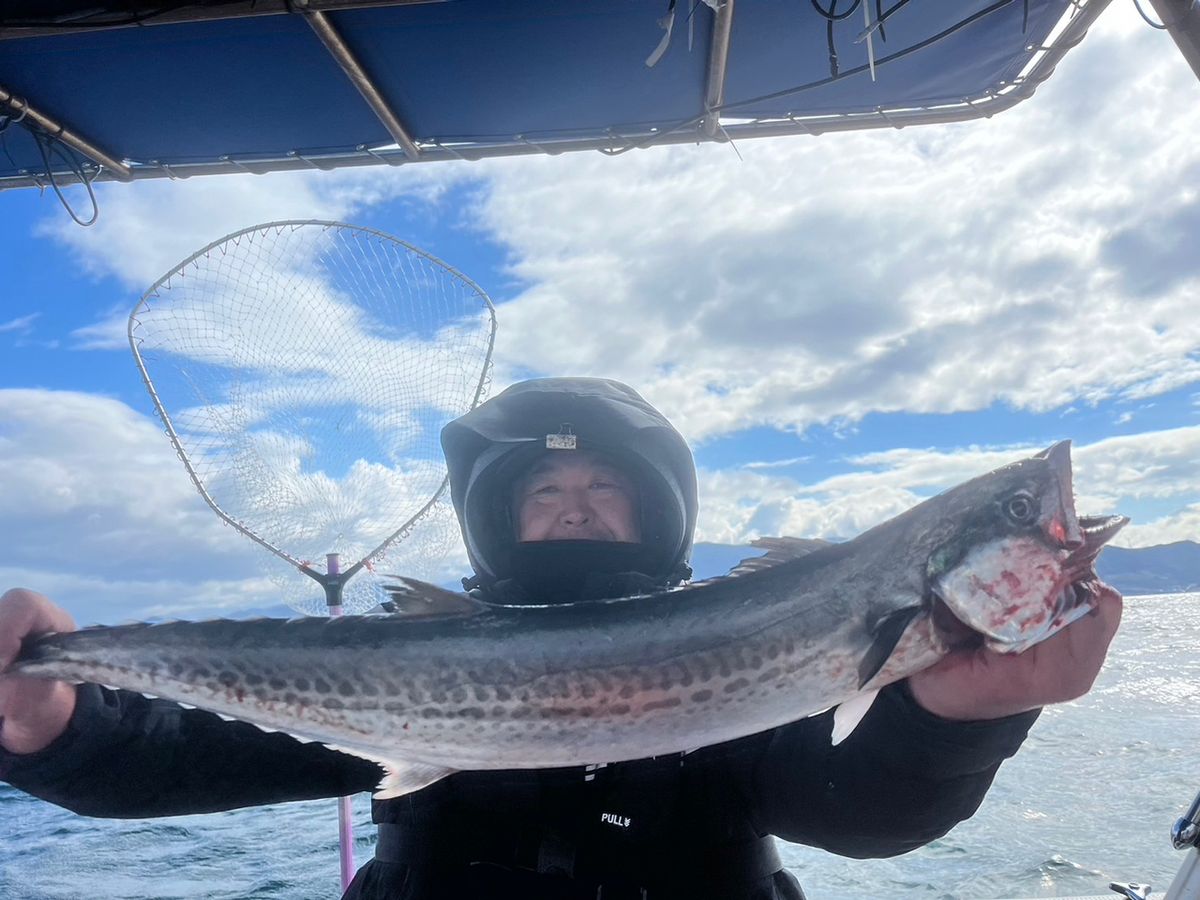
[532,485,559,496]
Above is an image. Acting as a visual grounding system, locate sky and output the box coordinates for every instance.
[1,3,1199,624]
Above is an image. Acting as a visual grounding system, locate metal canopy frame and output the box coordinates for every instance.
[0,0,1117,193]
[0,0,439,38]
[303,9,421,160]
[702,0,735,139]
[1148,0,1200,81]
[0,82,132,180]
[0,0,426,183]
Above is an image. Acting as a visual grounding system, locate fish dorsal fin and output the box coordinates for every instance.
[379,577,489,618]
[858,604,923,688]
[726,536,834,577]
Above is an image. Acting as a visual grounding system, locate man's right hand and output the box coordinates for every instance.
[0,589,78,755]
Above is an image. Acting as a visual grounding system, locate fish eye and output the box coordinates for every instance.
[1003,491,1037,524]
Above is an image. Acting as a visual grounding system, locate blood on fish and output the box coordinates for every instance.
[7,442,1127,781]
[1048,517,1066,545]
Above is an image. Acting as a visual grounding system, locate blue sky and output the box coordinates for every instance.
[1,3,1199,623]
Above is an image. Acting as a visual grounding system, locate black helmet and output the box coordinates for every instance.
[441,377,697,595]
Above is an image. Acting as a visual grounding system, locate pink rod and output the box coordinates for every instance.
[326,553,355,892]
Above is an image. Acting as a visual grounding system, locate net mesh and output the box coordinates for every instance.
[128,220,496,615]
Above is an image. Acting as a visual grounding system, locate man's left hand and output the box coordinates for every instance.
[906,585,1123,721]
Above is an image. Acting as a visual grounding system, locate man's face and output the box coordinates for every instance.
[513,450,641,543]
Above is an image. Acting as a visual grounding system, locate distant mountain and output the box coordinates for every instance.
[229,603,304,620]
[691,540,1200,596]
[1095,541,1200,595]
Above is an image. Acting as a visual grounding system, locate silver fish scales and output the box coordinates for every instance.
[8,441,1126,797]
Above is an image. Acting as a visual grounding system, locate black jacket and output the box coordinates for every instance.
[1,679,1037,899]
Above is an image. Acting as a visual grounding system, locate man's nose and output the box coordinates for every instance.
[559,491,594,525]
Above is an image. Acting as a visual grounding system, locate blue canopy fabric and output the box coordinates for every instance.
[0,0,1110,191]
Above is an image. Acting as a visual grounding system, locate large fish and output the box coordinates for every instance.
[7,441,1125,797]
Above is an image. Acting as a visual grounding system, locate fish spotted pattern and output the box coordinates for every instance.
[8,441,1126,798]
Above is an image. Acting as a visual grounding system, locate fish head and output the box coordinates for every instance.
[923,441,1127,654]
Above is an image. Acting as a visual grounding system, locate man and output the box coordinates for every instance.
[0,377,1121,899]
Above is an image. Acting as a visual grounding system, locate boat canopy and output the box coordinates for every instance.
[0,0,1137,192]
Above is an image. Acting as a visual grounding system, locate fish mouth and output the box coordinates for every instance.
[929,513,1128,653]
[1056,513,1128,597]
[1068,514,1129,568]
[1041,513,1128,641]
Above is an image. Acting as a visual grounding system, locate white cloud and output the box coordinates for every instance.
[743,456,812,470]
[0,313,38,334]
[695,428,1200,548]
[69,305,129,350]
[42,181,497,520]
[1122,502,1200,548]
[2,387,1195,624]
[0,389,468,621]
[35,6,1200,450]
[0,565,284,626]
[1077,428,1200,497]
[695,443,1019,545]
[38,165,473,292]
[696,464,923,545]
[453,3,1200,441]
[0,389,256,567]
[9,3,1198,619]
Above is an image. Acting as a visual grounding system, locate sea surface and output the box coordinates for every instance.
[2,593,1197,900]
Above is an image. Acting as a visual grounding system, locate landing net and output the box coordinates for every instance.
[128,220,497,615]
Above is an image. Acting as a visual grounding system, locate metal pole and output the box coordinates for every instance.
[702,0,735,138]
[1165,850,1200,900]
[302,8,422,159]
[0,83,132,179]
[0,0,442,40]
[1146,0,1200,83]
[324,552,357,893]
[1166,787,1200,900]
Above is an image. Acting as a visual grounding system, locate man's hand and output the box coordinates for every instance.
[907,585,1123,721]
[0,588,78,754]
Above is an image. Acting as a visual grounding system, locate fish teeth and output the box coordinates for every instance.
[1078,514,1129,535]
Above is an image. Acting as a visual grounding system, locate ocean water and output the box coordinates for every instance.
[2,593,1197,900]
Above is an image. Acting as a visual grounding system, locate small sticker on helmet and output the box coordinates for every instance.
[546,433,577,450]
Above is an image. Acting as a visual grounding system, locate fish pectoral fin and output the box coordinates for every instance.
[831,689,880,746]
[324,744,456,799]
[859,604,923,688]
[378,577,489,618]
